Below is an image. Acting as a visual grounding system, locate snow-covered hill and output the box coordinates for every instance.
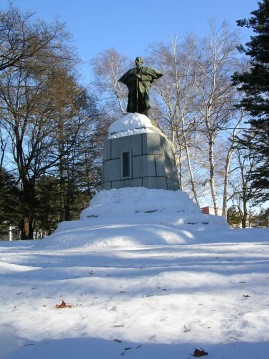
[0,187,268,359]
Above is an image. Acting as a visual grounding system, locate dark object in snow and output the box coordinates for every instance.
[193,348,208,357]
[114,339,122,343]
[55,300,74,308]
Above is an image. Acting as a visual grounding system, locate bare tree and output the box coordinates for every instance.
[147,24,241,209]
[221,108,247,217]
[91,49,130,118]
[228,147,256,227]
[0,7,81,238]
[1,63,103,238]
[146,36,201,202]
[0,6,74,74]
[192,21,240,214]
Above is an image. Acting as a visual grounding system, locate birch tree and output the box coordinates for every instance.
[228,147,257,227]
[193,22,240,214]
[91,49,130,118]
[146,36,201,202]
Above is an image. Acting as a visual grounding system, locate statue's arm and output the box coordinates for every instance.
[119,69,134,85]
[143,67,162,78]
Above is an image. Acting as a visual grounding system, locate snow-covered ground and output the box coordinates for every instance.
[0,187,269,359]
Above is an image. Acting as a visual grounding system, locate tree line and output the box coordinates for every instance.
[0,2,268,239]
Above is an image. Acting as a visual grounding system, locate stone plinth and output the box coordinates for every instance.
[101,116,179,190]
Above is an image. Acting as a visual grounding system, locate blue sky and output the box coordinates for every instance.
[2,0,259,84]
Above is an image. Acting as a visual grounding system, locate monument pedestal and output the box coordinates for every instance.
[101,113,179,191]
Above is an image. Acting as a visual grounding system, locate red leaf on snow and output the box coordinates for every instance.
[55,300,74,308]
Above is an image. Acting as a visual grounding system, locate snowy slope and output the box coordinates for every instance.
[0,187,268,359]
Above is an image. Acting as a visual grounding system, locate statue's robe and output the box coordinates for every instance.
[119,66,162,116]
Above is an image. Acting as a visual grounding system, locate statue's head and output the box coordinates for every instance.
[135,57,143,67]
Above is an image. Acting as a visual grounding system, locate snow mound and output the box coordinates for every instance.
[81,187,200,218]
[108,113,156,139]
[39,224,196,250]
[41,187,230,249]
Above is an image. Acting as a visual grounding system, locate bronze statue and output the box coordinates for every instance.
[119,57,163,117]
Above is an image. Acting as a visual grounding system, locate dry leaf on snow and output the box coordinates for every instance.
[55,300,74,308]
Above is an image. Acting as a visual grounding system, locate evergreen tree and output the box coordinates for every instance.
[256,207,269,227]
[232,0,269,201]
[0,169,20,239]
[227,206,243,228]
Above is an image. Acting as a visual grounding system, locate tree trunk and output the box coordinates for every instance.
[184,134,199,205]
[208,136,218,215]
[222,148,233,217]
[20,180,35,239]
[21,216,34,239]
